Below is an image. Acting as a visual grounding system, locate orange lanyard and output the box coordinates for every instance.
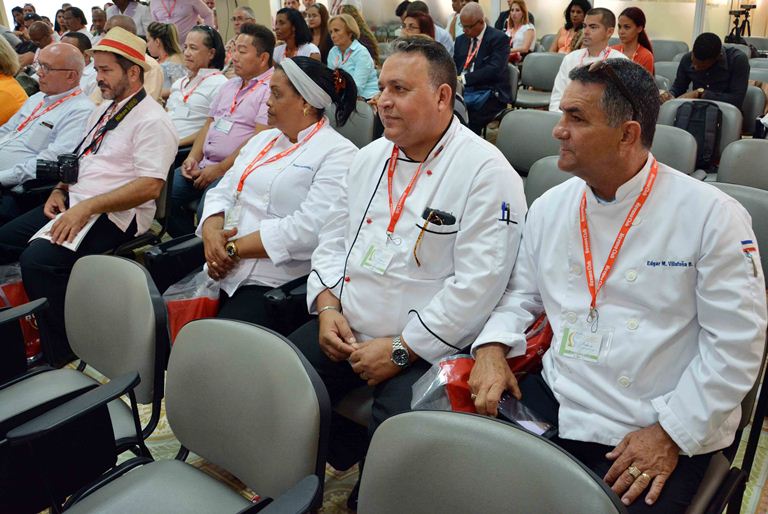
[334,47,354,68]
[181,72,221,103]
[83,102,118,156]
[617,45,638,62]
[16,89,82,132]
[579,159,658,321]
[235,118,325,194]
[385,143,445,238]
[463,37,481,71]
[160,0,176,17]
[229,72,271,115]
[578,47,610,66]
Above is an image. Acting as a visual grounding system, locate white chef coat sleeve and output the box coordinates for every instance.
[306,164,354,314]
[548,54,570,112]
[195,142,251,231]
[260,142,357,266]
[471,199,546,358]
[652,197,767,456]
[401,164,527,364]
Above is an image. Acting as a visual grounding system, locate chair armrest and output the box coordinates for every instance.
[6,371,140,444]
[237,475,320,514]
[145,234,203,259]
[0,297,48,328]
[690,169,708,181]
[264,275,309,303]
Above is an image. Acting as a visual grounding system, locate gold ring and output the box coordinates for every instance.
[627,465,642,479]
[470,393,478,400]
[639,472,651,482]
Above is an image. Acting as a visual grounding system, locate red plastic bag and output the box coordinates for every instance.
[0,264,42,360]
[164,270,220,343]
[411,314,553,413]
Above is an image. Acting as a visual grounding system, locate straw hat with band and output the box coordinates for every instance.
[88,27,151,71]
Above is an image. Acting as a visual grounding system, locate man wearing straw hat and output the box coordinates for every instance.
[0,26,178,367]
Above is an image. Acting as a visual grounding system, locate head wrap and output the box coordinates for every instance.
[280,58,333,109]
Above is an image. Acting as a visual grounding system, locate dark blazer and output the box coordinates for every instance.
[494,10,535,30]
[454,25,511,104]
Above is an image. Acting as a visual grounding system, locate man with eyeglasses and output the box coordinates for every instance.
[453,2,510,133]
[222,6,255,78]
[470,58,766,513]
[549,7,626,112]
[0,43,93,224]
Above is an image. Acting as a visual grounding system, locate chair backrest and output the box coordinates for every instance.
[153,163,176,222]
[496,110,561,176]
[539,33,556,53]
[651,39,689,62]
[716,139,768,191]
[65,255,167,405]
[519,52,564,91]
[327,99,376,149]
[672,52,686,62]
[454,94,468,125]
[654,75,671,91]
[750,68,768,83]
[750,58,768,69]
[657,98,743,157]
[651,125,698,175]
[358,411,627,514]
[745,37,768,52]
[507,63,519,105]
[654,61,680,84]
[741,86,767,135]
[723,43,751,57]
[524,156,573,207]
[166,319,330,500]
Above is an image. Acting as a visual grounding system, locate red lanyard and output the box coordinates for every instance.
[235,118,325,194]
[385,143,445,238]
[334,47,354,68]
[83,102,118,156]
[579,159,658,320]
[160,0,176,18]
[16,89,82,132]
[229,72,271,115]
[617,44,638,62]
[181,72,221,103]
[579,47,610,66]
[463,37,481,71]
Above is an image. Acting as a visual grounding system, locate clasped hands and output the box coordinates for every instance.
[318,309,401,386]
[469,345,680,507]
[181,157,222,190]
[201,217,238,281]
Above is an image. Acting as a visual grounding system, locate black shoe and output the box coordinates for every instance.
[346,478,360,511]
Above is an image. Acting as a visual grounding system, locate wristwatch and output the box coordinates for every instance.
[391,336,410,368]
[696,87,705,98]
[225,240,239,260]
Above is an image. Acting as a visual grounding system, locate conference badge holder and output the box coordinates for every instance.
[214,118,234,134]
[224,198,242,230]
[557,319,614,364]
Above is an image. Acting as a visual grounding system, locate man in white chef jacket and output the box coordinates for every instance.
[469,59,767,513]
[289,35,526,486]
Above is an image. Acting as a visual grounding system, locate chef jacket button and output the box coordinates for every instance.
[617,376,632,388]
[625,269,638,282]
[570,264,582,276]
[632,217,643,226]
[426,170,432,176]
[366,218,372,224]
[626,319,639,330]
[344,276,351,283]
[566,312,578,324]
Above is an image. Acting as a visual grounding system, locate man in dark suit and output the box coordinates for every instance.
[454,2,511,133]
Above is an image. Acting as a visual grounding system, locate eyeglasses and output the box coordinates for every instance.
[230,15,253,22]
[33,62,75,74]
[460,19,481,30]
[588,60,640,121]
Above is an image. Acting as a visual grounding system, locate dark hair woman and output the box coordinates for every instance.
[612,7,654,74]
[273,7,320,64]
[306,3,332,64]
[549,0,591,53]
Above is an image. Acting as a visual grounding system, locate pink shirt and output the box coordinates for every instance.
[69,91,179,235]
[150,0,214,42]
[199,68,272,168]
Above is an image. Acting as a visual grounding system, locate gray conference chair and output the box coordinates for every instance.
[654,61,680,85]
[328,99,376,149]
[496,109,561,177]
[539,33,556,53]
[358,410,627,514]
[651,125,698,176]
[723,43,752,57]
[507,63,520,105]
[672,51,686,62]
[655,75,671,91]
[716,139,768,191]
[11,318,332,514]
[657,98,743,161]
[0,255,167,454]
[750,58,768,69]
[524,156,574,207]
[651,39,689,62]
[750,68,768,83]
[744,37,768,52]
[741,85,767,135]
[514,53,565,109]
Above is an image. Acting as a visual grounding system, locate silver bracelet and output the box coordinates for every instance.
[318,305,341,314]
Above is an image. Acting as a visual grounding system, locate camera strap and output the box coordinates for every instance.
[74,88,147,157]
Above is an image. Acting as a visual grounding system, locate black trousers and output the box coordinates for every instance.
[467,94,506,134]
[289,318,431,470]
[217,284,309,337]
[0,207,136,367]
[518,373,713,514]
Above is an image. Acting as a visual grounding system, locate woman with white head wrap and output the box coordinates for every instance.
[197,56,359,334]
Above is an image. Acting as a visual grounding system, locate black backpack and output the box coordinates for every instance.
[673,100,723,171]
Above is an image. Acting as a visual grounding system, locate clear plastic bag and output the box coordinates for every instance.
[163,269,220,343]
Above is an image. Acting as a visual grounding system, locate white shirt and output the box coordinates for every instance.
[434,25,454,57]
[473,157,767,456]
[272,43,321,65]
[549,47,628,111]
[307,117,527,364]
[507,23,535,52]
[166,69,227,139]
[70,90,179,235]
[80,61,98,97]
[0,87,94,187]
[198,119,357,294]
[106,2,152,36]
[76,27,95,43]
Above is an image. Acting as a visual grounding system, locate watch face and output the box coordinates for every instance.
[392,348,409,367]
[226,244,236,258]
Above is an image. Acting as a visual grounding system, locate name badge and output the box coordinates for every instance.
[175,105,191,118]
[224,199,242,230]
[558,321,614,364]
[213,118,234,134]
[361,243,395,275]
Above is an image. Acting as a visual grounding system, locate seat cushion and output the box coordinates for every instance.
[67,460,252,514]
[515,90,552,108]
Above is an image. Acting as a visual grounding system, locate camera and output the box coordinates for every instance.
[36,153,79,184]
